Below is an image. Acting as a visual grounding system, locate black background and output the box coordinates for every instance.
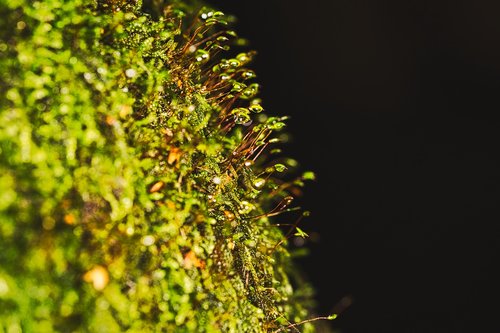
[205,1,500,332]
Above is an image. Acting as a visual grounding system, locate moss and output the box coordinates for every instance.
[0,0,318,331]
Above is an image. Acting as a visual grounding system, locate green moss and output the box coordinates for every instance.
[0,0,319,331]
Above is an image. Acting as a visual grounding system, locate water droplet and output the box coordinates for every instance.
[238,201,255,214]
[241,70,256,80]
[236,52,253,65]
[200,12,208,20]
[283,196,294,206]
[228,58,241,68]
[125,68,136,78]
[122,197,132,209]
[266,118,286,130]
[216,36,229,42]
[231,82,246,92]
[231,107,250,124]
[244,160,254,167]
[253,178,266,189]
[219,74,231,81]
[219,59,230,70]
[212,176,222,185]
[126,226,134,235]
[248,104,263,113]
[142,235,156,246]
[195,49,210,62]
[188,45,197,53]
[235,114,251,125]
[207,195,216,204]
[240,83,259,99]
[83,72,93,81]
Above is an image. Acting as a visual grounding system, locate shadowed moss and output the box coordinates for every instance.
[0,0,320,331]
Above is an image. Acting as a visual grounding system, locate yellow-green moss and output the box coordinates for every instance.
[0,0,317,331]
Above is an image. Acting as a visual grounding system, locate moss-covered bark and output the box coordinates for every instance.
[0,1,317,331]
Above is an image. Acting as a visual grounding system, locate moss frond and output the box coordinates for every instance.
[0,1,317,332]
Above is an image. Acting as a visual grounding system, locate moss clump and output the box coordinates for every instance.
[0,0,317,332]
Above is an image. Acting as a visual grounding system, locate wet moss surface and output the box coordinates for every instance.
[0,1,323,332]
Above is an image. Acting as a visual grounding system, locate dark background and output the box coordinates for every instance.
[205,1,500,332]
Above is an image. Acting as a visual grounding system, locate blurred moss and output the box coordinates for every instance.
[0,0,317,331]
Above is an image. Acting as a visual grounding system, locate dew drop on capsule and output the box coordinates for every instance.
[241,70,256,79]
[236,52,250,64]
[228,58,241,68]
[248,104,263,113]
[231,82,245,92]
[231,108,250,124]
[234,113,250,125]
[216,36,229,42]
[253,178,266,189]
[195,49,210,62]
[283,196,294,206]
[241,83,259,99]
[219,59,230,70]
[274,164,287,172]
